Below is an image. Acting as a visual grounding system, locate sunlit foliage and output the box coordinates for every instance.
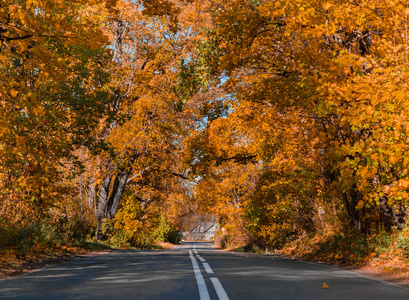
[2,0,409,259]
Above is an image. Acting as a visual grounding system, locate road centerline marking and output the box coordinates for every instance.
[189,250,210,300]
[197,255,206,262]
[202,262,214,274]
[210,277,229,300]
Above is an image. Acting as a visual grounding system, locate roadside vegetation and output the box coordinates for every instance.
[224,226,409,282]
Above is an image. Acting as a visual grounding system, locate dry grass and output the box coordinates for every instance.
[154,241,176,250]
[0,246,112,280]
[278,228,409,288]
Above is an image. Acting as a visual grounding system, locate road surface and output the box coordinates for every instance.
[0,242,408,299]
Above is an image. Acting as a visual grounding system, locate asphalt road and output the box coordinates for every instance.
[0,242,408,299]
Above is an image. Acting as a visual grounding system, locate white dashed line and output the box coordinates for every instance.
[202,262,214,274]
[210,277,229,300]
[189,250,210,300]
[191,244,230,299]
[197,255,206,262]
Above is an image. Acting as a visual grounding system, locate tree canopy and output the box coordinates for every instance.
[1,0,409,254]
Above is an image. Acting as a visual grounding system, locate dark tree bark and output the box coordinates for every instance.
[88,177,96,208]
[105,176,120,216]
[95,175,113,240]
[109,172,129,218]
[379,195,405,230]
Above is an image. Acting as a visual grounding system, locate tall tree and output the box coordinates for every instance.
[87,0,195,239]
[181,0,409,244]
[0,0,112,219]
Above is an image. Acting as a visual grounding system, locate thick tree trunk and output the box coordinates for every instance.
[379,195,405,229]
[94,172,130,239]
[375,169,405,229]
[342,192,364,230]
[95,159,136,239]
[109,172,129,218]
[88,177,96,208]
[105,176,120,216]
[95,175,113,240]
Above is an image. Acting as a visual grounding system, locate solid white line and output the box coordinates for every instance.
[202,262,214,274]
[189,250,210,300]
[210,277,229,300]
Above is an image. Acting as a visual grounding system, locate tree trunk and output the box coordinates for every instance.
[95,160,136,239]
[379,195,405,229]
[88,176,96,208]
[92,18,146,240]
[105,175,120,216]
[109,172,129,218]
[95,175,113,240]
[342,192,361,230]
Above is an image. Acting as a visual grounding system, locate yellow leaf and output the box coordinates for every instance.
[356,200,365,210]
[10,90,19,98]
